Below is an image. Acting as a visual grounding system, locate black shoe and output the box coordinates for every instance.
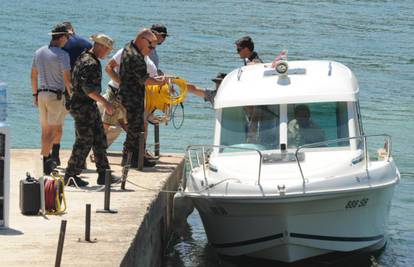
[52,157,61,167]
[130,157,157,168]
[51,144,61,166]
[64,174,89,187]
[43,156,57,175]
[97,171,121,185]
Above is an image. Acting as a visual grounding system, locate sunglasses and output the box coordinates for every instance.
[236,47,244,53]
[142,37,156,50]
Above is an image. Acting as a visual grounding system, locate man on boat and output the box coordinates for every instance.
[149,24,169,75]
[64,34,117,187]
[31,23,71,175]
[288,104,325,146]
[235,36,263,65]
[187,72,227,105]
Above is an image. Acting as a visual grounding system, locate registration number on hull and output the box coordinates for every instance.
[345,198,369,209]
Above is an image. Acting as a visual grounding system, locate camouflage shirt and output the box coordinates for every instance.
[119,41,148,102]
[71,50,102,105]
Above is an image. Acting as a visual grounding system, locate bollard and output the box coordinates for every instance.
[55,220,67,267]
[79,204,97,243]
[85,204,91,241]
[138,132,145,170]
[121,152,132,190]
[154,123,160,157]
[96,170,117,214]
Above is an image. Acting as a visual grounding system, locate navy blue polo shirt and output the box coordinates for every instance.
[63,34,92,70]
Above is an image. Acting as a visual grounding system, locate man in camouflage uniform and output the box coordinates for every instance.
[64,34,117,187]
[119,29,166,167]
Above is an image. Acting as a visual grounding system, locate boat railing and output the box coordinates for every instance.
[184,144,263,189]
[294,134,392,185]
[183,135,391,191]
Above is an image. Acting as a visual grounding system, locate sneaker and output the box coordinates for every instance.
[97,171,121,185]
[64,174,89,187]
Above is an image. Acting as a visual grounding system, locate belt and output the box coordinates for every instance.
[38,89,63,94]
[108,85,119,94]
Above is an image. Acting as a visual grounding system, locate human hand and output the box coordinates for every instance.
[33,95,38,107]
[105,102,114,116]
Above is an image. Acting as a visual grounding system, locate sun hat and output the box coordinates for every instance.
[90,33,115,50]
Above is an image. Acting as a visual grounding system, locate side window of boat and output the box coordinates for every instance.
[287,102,349,148]
[220,107,248,147]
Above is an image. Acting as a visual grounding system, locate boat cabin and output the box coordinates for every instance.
[214,60,362,152]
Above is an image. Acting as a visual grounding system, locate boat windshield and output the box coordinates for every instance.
[220,105,280,150]
[287,102,349,148]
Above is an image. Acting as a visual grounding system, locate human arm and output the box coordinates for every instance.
[30,67,38,106]
[145,76,167,86]
[105,59,120,85]
[63,70,72,95]
[87,91,113,115]
[187,83,206,98]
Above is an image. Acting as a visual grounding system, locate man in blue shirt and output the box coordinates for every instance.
[62,22,92,70]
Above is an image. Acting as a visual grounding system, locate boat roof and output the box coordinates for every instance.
[214,60,359,109]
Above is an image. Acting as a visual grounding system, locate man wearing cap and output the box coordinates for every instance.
[119,28,166,168]
[235,36,263,65]
[187,72,226,105]
[31,23,71,175]
[64,33,117,187]
[149,24,169,74]
[43,21,93,167]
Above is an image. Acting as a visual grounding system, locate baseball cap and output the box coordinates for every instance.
[151,24,169,36]
[212,72,227,82]
[48,23,69,35]
[90,33,115,50]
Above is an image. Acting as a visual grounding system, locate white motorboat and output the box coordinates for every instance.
[181,59,400,263]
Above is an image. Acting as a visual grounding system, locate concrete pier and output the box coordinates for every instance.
[0,149,184,267]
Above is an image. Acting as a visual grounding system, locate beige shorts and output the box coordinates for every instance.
[101,88,150,126]
[38,91,67,126]
[102,90,128,126]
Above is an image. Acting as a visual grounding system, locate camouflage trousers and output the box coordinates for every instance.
[121,97,145,161]
[66,105,110,176]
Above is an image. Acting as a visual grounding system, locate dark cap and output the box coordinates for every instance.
[48,23,69,36]
[212,72,227,83]
[151,24,169,36]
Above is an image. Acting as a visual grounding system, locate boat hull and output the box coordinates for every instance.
[190,185,395,263]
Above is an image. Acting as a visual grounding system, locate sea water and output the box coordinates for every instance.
[0,1,413,266]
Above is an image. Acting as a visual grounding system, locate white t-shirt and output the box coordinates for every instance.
[108,48,158,89]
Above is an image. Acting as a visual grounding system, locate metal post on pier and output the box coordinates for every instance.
[79,204,97,243]
[154,123,160,157]
[55,220,67,267]
[138,132,145,170]
[96,170,117,214]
